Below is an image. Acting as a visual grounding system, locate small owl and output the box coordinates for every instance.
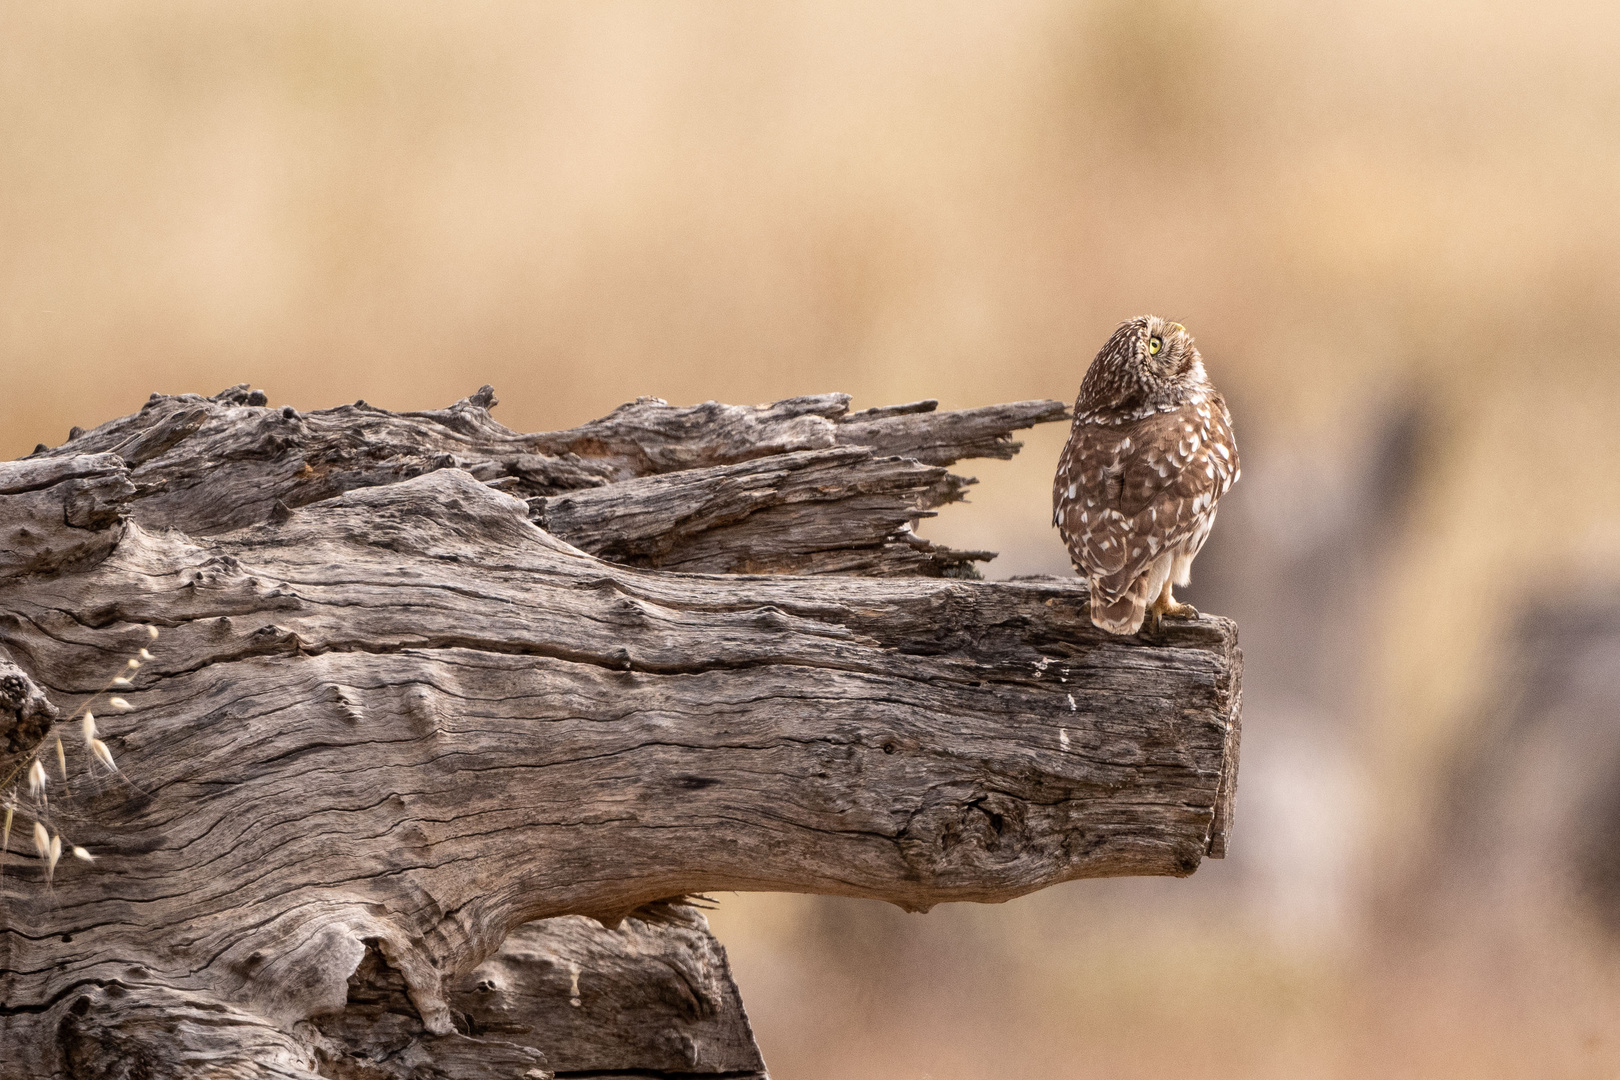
[1053,316,1240,635]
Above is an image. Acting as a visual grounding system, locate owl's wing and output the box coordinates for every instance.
[1055,396,1239,602]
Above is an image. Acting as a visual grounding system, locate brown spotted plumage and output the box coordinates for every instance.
[1053,316,1240,635]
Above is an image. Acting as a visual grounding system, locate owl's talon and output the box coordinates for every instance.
[1162,602,1199,620]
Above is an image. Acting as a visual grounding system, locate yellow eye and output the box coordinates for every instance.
[1148,336,1163,355]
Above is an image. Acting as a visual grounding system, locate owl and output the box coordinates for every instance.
[1053,316,1239,635]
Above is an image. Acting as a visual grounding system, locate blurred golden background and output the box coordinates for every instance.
[5,2,1620,1076]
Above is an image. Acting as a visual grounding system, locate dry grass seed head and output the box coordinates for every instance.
[90,739,117,771]
[0,629,159,885]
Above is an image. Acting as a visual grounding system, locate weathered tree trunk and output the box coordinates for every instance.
[0,386,1241,1079]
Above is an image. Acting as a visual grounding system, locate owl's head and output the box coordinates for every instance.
[1076,315,1209,416]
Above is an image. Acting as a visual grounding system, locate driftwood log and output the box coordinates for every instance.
[0,386,1242,1079]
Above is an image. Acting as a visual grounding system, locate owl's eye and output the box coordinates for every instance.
[1148,336,1163,355]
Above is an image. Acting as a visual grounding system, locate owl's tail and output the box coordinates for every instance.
[1087,554,1171,635]
[1088,584,1150,635]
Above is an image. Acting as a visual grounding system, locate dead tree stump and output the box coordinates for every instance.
[0,386,1242,1079]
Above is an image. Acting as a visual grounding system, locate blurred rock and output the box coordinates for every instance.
[1419,594,1620,934]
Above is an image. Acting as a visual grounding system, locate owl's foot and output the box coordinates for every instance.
[1140,600,1197,638]
[1149,582,1199,623]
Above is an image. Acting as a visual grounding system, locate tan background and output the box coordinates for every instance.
[5,2,1620,1076]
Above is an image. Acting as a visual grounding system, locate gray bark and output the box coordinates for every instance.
[0,386,1240,1079]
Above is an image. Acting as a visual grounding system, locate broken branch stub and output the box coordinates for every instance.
[0,387,1239,1079]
